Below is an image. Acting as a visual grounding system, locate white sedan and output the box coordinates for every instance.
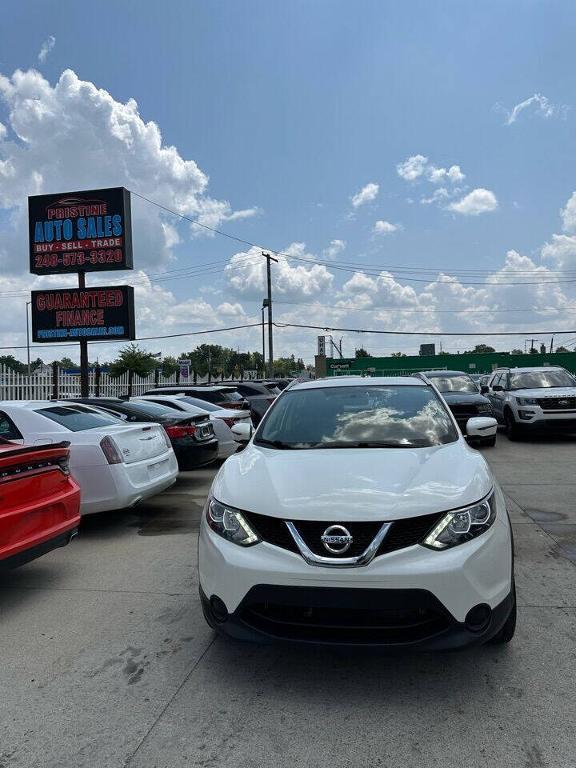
[133,394,251,458]
[0,401,179,515]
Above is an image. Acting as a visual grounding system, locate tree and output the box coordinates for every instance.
[556,346,570,353]
[464,344,495,354]
[57,356,76,370]
[0,355,27,373]
[355,348,371,358]
[160,356,179,377]
[109,344,159,379]
[391,352,406,358]
[510,349,523,355]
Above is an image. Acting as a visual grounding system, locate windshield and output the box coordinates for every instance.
[120,402,176,417]
[178,396,219,412]
[38,406,121,432]
[429,375,478,393]
[255,385,458,449]
[509,370,576,390]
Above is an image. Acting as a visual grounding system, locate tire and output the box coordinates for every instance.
[489,589,517,645]
[504,408,521,441]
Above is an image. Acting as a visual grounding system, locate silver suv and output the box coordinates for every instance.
[485,366,576,439]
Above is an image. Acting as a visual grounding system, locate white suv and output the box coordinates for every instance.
[198,377,514,649]
[485,366,576,439]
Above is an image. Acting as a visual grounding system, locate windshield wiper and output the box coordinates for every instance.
[255,438,299,450]
[311,441,414,449]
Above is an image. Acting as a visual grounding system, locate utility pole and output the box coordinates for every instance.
[550,336,554,354]
[262,253,278,378]
[25,301,31,376]
[261,300,267,376]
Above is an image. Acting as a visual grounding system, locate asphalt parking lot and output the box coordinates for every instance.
[1,435,576,768]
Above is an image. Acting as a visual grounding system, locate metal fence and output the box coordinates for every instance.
[332,366,447,377]
[0,365,216,401]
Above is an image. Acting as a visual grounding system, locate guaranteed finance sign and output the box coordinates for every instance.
[31,286,136,343]
[28,187,133,275]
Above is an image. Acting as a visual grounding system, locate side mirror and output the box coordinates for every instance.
[492,385,503,392]
[480,385,489,394]
[231,422,253,443]
[466,416,497,439]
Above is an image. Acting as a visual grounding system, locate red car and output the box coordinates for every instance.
[0,440,80,569]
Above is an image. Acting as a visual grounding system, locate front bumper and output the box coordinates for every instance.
[200,583,515,649]
[198,489,513,647]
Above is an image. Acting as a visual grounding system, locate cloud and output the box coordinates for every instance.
[373,220,400,235]
[0,68,257,273]
[502,93,569,125]
[323,239,346,259]
[448,188,498,216]
[396,155,465,185]
[37,36,56,64]
[351,182,379,208]
[560,192,576,233]
[541,234,576,271]
[225,244,334,299]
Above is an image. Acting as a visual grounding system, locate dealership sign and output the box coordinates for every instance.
[28,187,133,275]
[31,286,135,343]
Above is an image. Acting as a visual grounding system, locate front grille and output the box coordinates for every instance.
[291,520,382,557]
[243,510,444,560]
[537,396,576,410]
[240,590,450,644]
[243,511,299,554]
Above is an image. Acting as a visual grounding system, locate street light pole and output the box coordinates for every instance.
[25,301,31,376]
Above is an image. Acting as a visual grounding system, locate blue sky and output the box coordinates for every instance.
[1,1,576,360]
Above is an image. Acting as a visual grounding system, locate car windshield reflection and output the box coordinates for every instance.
[255,385,459,449]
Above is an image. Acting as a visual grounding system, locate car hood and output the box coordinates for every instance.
[510,387,576,399]
[211,441,493,522]
[439,392,489,405]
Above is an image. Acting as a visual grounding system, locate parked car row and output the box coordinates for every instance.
[414,365,576,445]
[0,379,290,572]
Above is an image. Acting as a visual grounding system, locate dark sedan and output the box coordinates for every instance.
[65,398,218,470]
[419,370,497,446]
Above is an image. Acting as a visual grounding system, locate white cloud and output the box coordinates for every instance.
[449,188,498,216]
[502,93,569,125]
[561,192,576,233]
[351,182,379,208]
[541,234,576,271]
[0,68,256,272]
[397,155,465,185]
[38,36,56,64]
[396,155,428,181]
[225,244,334,299]
[323,239,346,259]
[373,220,400,235]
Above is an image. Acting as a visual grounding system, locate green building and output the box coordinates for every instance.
[320,351,576,378]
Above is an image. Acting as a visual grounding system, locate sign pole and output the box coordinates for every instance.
[78,271,89,397]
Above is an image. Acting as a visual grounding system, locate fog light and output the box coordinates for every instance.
[210,596,229,623]
[518,410,535,420]
[465,604,492,632]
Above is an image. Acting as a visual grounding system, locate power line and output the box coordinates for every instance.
[273,321,576,337]
[0,322,263,351]
[130,191,576,287]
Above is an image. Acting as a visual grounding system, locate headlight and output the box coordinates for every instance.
[517,397,538,406]
[422,492,497,550]
[206,498,260,547]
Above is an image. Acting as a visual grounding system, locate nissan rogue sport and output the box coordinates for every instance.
[198,376,514,649]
